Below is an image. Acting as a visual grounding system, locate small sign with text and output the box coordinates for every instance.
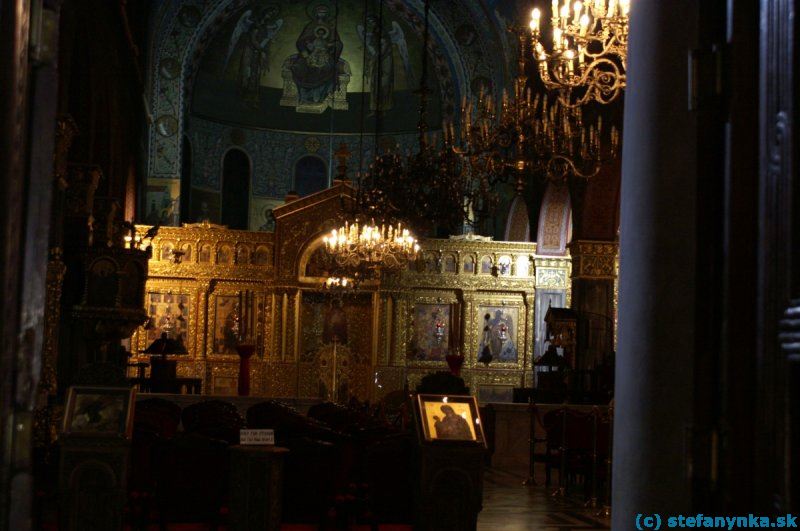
[240,429,275,445]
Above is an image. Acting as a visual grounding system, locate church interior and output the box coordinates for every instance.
[0,0,797,529]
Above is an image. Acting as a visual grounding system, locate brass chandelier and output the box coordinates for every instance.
[529,0,629,107]
[323,220,420,272]
[321,0,424,280]
[355,0,500,235]
[449,25,619,187]
[527,94,619,181]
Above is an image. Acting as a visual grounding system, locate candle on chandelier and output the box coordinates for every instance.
[565,49,575,75]
[594,0,606,17]
[560,3,570,28]
[580,13,590,36]
[573,1,582,25]
[530,8,541,32]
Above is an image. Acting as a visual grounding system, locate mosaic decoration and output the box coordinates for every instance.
[188,115,421,196]
[145,0,508,224]
[536,183,572,256]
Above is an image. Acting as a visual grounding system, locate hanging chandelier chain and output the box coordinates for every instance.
[416,0,432,145]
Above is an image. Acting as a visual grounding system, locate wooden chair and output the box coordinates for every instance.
[152,432,230,530]
[134,397,181,439]
[181,400,244,445]
[246,400,339,443]
[364,433,415,526]
[542,408,594,493]
[245,401,344,525]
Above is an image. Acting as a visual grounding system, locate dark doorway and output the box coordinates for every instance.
[221,149,250,230]
[294,156,327,197]
[180,136,192,224]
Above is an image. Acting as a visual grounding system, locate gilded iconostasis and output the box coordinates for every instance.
[131,184,583,400]
[132,0,620,400]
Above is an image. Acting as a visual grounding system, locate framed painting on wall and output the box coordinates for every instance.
[212,293,241,355]
[146,291,190,344]
[476,305,521,364]
[409,303,451,361]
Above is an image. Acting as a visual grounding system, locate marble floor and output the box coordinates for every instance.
[478,468,610,531]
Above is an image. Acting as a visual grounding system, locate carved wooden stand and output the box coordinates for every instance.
[58,437,130,531]
[415,444,486,531]
[229,445,289,531]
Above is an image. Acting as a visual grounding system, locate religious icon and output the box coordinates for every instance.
[409,304,450,361]
[280,1,347,111]
[432,404,472,439]
[258,207,275,231]
[477,306,519,363]
[224,4,284,108]
[433,308,446,345]
[455,23,478,47]
[62,386,136,439]
[322,300,348,344]
[416,394,485,446]
[213,294,241,354]
[357,16,414,111]
[146,292,190,344]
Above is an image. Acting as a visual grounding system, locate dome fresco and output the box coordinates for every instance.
[145,0,511,227]
[191,0,444,133]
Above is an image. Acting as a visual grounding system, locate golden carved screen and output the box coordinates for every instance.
[130,190,589,400]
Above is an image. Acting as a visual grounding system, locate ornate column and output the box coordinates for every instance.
[36,115,77,409]
[568,240,618,369]
[195,279,212,383]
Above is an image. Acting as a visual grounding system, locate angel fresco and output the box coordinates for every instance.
[224,4,284,108]
[357,16,414,111]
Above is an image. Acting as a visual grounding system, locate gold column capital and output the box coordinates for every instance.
[568,240,619,279]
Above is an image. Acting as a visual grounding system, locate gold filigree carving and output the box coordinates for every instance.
[134,196,574,399]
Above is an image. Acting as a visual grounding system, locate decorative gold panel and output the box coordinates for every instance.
[135,187,571,400]
[131,280,199,362]
[569,240,619,279]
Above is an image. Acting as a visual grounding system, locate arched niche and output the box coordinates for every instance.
[504,195,531,242]
[535,183,573,256]
[297,234,331,283]
[293,155,328,197]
